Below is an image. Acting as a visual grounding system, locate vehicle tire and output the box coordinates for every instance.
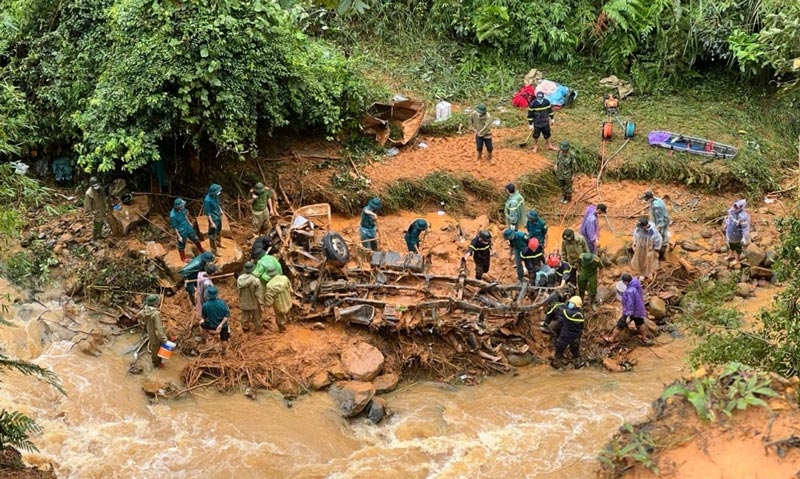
[322,232,350,263]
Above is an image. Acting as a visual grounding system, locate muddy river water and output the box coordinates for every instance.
[0,293,690,479]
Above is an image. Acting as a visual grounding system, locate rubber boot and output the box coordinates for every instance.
[547,139,558,151]
[487,150,493,163]
[179,250,189,263]
[210,239,220,257]
[193,240,205,253]
[531,141,539,154]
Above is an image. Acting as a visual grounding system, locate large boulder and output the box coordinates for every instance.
[735,282,753,298]
[372,373,400,394]
[329,380,375,417]
[749,266,773,280]
[163,240,245,276]
[196,211,234,239]
[647,297,667,320]
[744,243,766,267]
[366,397,388,424]
[596,286,616,304]
[341,342,385,381]
[107,194,151,237]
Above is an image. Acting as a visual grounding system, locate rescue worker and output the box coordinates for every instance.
[463,230,494,280]
[194,264,217,320]
[360,197,381,251]
[253,253,283,289]
[554,141,577,203]
[170,197,205,263]
[631,217,663,281]
[578,203,607,254]
[137,294,169,368]
[642,191,670,260]
[577,252,603,310]
[204,183,224,256]
[602,273,648,344]
[180,251,215,301]
[527,91,557,153]
[547,254,577,288]
[404,219,429,253]
[200,285,230,356]
[237,261,264,334]
[84,176,107,240]
[251,235,273,259]
[264,274,293,332]
[561,229,589,271]
[552,296,585,369]
[504,227,530,283]
[525,210,548,248]
[539,292,567,334]
[470,103,494,162]
[504,183,526,230]
[520,237,544,283]
[251,182,277,235]
[723,199,750,264]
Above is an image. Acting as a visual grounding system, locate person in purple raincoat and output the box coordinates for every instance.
[578,203,606,254]
[602,273,649,344]
[723,199,751,264]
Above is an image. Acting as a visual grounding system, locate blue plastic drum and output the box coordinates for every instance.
[624,121,636,138]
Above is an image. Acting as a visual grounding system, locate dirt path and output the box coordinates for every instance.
[363,128,555,190]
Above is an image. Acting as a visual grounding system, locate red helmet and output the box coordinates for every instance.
[527,238,539,251]
[546,254,560,268]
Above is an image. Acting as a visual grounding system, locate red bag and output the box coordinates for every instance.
[512,85,536,108]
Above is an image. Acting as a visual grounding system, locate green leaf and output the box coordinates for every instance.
[200,47,209,58]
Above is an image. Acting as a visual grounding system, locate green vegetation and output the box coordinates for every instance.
[681,276,743,337]
[599,422,660,476]
[383,172,500,214]
[1,241,59,289]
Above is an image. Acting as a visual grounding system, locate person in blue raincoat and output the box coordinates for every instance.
[360,197,381,251]
[170,197,205,263]
[504,227,529,283]
[525,210,548,248]
[204,184,224,256]
[404,219,429,253]
[723,199,751,264]
[180,251,215,300]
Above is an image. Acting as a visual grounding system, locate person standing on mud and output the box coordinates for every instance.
[602,273,649,345]
[631,217,663,281]
[170,197,205,263]
[561,229,589,272]
[463,230,495,280]
[525,210,548,249]
[404,219,429,253]
[577,252,603,310]
[264,274,293,332]
[470,103,493,162]
[204,183,224,256]
[84,176,107,241]
[251,182,277,236]
[360,197,381,251]
[504,183,526,230]
[194,264,217,320]
[527,92,557,154]
[579,203,607,254]
[237,261,264,334]
[723,199,750,264]
[642,191,670,260]
[552,296,585,369]
[504,227,530,283]
[137,294,169,368]
[200,285,231,356]
[554,142,577,204]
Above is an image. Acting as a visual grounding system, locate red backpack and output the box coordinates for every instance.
[512,85,537,108]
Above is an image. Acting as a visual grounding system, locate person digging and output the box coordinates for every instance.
[404,219,429,253]
[602,273,649,345]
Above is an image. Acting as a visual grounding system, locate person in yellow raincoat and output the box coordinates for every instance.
[264,274,293,332]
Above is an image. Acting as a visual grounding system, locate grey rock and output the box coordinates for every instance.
[680,240,699,252]
[366,397,388,424]
[744,244,766,267]
[647,297,667,320]
[329,380,375,418]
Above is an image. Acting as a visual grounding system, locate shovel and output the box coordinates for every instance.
[518,130,533,147]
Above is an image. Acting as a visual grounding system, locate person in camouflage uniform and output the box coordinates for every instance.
[137,294,169,368]
[251,182,276,235]
[554,141,577,203]
[84,176,107,240]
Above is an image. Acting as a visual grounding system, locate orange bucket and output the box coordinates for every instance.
[157,341,176,360]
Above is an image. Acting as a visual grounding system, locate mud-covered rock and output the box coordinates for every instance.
[329,380,375,417]
[615,256,630,266]
[744,243,766,267]
[647,297,667,320]
[597,286,616,304]
[366,397,388,424]
[506,351,534,367]
[735,282,753,298]
[309,371,332,391]
[749,266,773,280]
[372,373,400,393]
[644,318,660,335]
[763,250,777,268]
[341,342,385,381]
[680,240,699,252]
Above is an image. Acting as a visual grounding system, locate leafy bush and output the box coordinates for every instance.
[0,241,58,288]
[383,171,499,214]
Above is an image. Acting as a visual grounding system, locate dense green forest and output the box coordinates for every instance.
[0,0,798,172]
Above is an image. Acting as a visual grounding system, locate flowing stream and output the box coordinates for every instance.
[0,291,689,479]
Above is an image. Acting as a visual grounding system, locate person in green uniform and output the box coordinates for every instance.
[237,261,264,334]
[360,197,381,251]
[264,274,293,332]
[404,219,429,253]
[170,197,205,263]
[504,183,526,230]
[200,286,231,356]
[84,176,107,240]
[204,183,224,256]
[470,103,494,162]
[253,253,283,289]
[504,227,530,283]
[554,141,577,203]
[251,182,276,235]
[577,252,603,310]
[561,229,589,271]
[137,294,169,368]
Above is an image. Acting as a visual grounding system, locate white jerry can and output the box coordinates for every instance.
[435,101,451,122]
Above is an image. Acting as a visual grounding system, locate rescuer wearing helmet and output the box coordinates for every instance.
[552,296,586,369]
[520,237,544,283]
[463,230,495,280]
[170,197,205,263]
